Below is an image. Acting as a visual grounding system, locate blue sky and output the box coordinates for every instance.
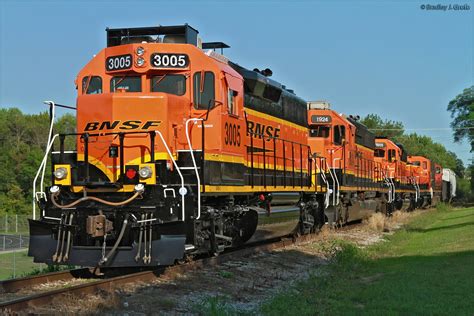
[0,0,472,164]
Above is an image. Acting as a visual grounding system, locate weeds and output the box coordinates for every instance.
[192,295,249,316]
[218,270,234,279]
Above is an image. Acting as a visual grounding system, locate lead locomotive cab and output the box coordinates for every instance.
[29,24,319,269]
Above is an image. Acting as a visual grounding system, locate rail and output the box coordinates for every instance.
[0,233,321,313]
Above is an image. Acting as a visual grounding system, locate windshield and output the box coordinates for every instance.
[309,125,330,138]
[111,76,142,92]
[151,74,186,96]
[375,149,385,158]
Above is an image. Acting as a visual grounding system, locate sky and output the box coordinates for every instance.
[0,0,472,165]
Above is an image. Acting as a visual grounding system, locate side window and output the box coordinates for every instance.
[334,125,345,145]
[110,76,142,92]
[193,72,215,110]
[227,89,237,115]
[82,76,102,94]
[422,161,427,169]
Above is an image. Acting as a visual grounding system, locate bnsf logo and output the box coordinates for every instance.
[84,120,162,131]
[247,121,281,141]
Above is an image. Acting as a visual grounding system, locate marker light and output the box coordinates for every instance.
[136,57,145,67]
[138,166,152,179]
[134,183,145,194]
[126,168,137,179]
[50,185,60,194]
[53,167,68,180]
[136,46,145,56]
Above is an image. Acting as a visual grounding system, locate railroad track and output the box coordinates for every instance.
[0,233,319,313]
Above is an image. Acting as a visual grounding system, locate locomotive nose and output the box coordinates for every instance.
[76,93,188,184]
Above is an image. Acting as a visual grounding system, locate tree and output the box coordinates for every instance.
[0,108,76,215]
[447,86,474,152]
[360,114,405,139]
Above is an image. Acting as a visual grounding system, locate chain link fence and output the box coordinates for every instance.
[0,214,47,280]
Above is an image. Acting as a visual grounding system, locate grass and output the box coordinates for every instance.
[0,249,45,280]
[261,205,474,315]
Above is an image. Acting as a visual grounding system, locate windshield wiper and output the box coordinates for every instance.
[152,74,167,90]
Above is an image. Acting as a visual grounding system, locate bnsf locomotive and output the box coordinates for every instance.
[29,25,456,268]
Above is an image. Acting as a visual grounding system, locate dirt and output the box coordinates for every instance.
[23,210,426,315]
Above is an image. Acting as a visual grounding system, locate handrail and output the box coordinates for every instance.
[314,159,330,208]
[332,158,341,206]
[33,133,59,220]
[185,118,203,220]
[155,131,186,221]
[33,100,58,220]
[325,160,337,206]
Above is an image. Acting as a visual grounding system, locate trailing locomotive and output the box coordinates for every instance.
[29,24,456,269]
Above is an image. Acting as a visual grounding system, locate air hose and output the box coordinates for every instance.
[99,218,128,266]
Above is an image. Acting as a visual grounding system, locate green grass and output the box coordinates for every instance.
[261,205,474,315]
[0,249,45,280]
[0,250,73,280]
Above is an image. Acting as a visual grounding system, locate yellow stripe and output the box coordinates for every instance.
[339,185,388,192]
[202,184,324,193]
[205,153,309,173]
[244,108,308,132]
[355,143,374,152]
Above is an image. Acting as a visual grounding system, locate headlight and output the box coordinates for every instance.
[136,46,145,56]
[54,167,68,180]
[136,57,145,67]
[138,166,152,179]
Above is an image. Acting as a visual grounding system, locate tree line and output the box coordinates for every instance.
[0,85,472,215]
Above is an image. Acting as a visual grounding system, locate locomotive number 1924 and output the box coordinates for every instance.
[224,122,241,147]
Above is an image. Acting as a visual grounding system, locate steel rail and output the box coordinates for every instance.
[0,268,91,294]
[0,234,320,313]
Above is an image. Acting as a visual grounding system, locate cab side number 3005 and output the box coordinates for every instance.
[225,123,241,146]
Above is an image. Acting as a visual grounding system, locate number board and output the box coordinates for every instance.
[375,142,386,148]
[106,54,132,71]
[150,53,189,68]
[311,115,332,124]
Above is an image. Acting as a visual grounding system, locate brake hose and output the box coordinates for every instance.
[99,218,128,266]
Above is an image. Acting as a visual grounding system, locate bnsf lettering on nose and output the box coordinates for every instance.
[84,120,162,131]
[246,121,281,141]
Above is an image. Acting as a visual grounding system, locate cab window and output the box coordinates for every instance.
[388,149,396,162]
[375,149,385,158]
[82,76,102,94]
[422,161,427,169]
[334,125,345,145]
[151,75,186,96]
[309,125,330,138]
[111,76,142,92]
[227,89,237,115]
[193,72,215,110]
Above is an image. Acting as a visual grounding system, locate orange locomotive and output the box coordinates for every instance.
[306,101,446,225]
[307,101,389,225]
[408,155,442,207]
[30,25,323,268]
[374,138,418,211]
